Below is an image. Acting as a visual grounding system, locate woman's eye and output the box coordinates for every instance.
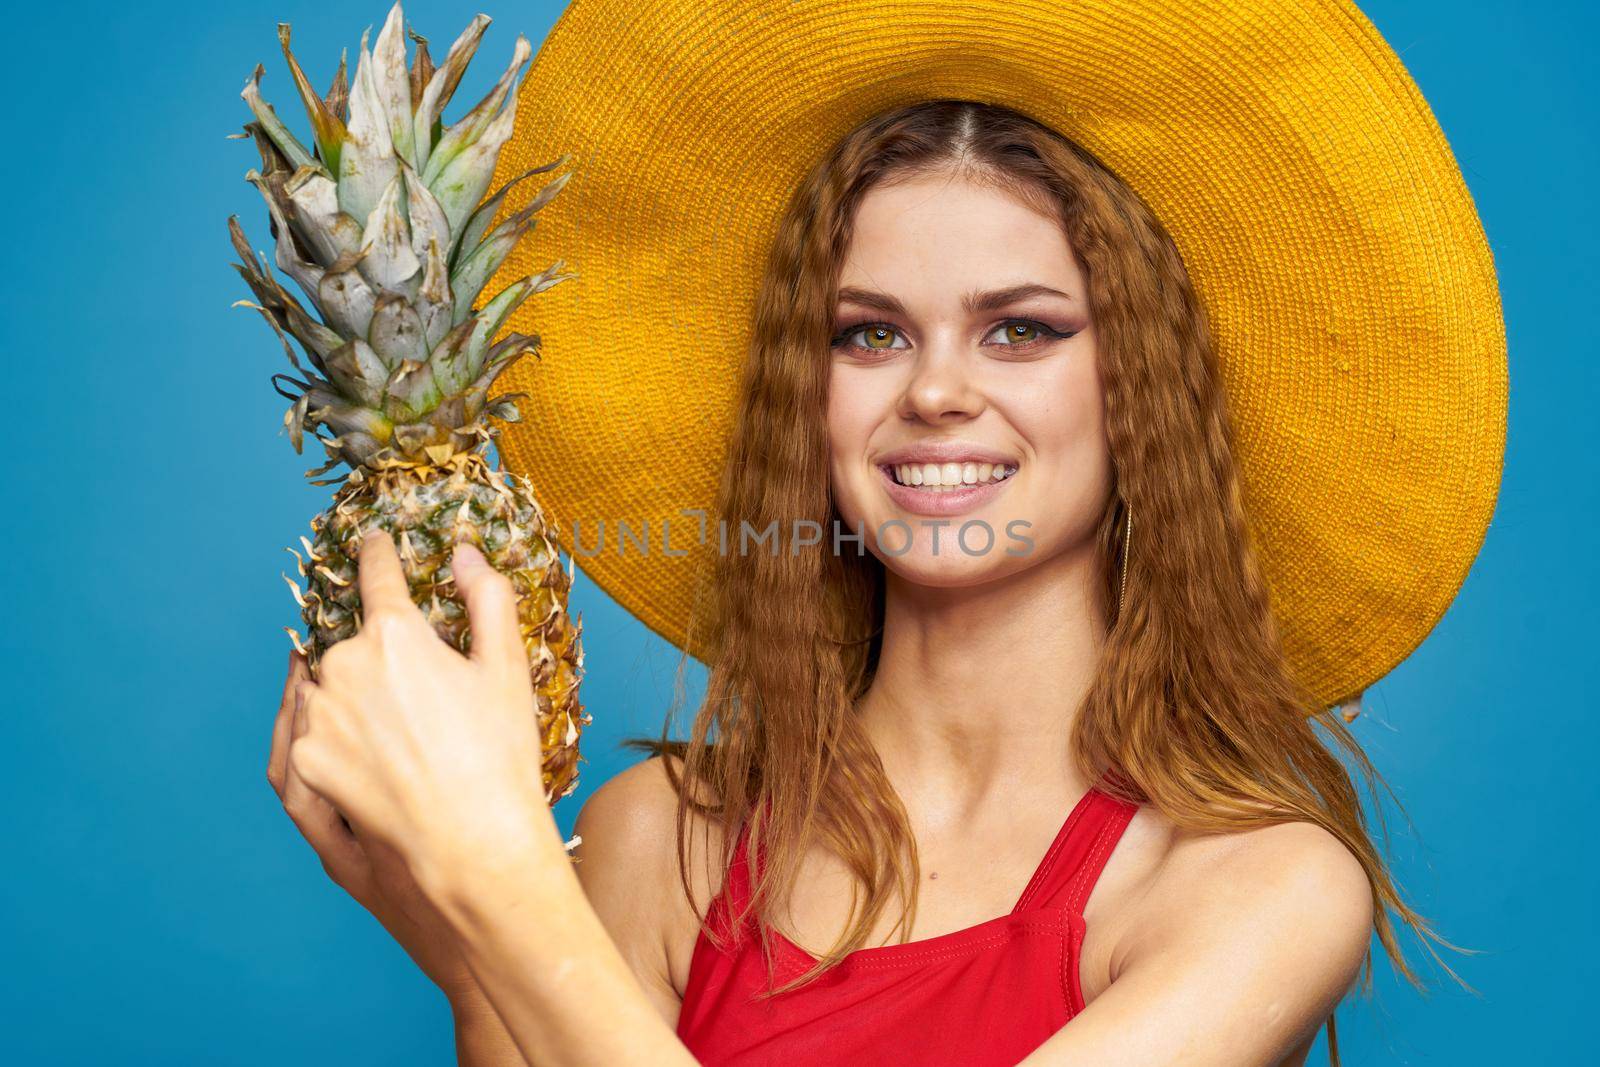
[831,319,1072,354]
[987,321,1044,345]
[833,324,908,351]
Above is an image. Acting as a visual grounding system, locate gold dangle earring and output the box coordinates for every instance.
[1117,500,1133,619]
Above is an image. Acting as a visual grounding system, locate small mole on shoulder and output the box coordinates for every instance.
[929,871,938,880]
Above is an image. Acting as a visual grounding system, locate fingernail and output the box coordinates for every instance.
[454,541,485,571]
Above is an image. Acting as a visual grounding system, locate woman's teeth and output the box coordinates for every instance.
[889,462,1017,490]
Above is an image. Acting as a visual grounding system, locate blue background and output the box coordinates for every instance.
[4,0,1591,1062]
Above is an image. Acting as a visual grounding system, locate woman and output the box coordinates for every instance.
[267,2,1505,1065]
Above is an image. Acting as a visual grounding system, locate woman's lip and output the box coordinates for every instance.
[876,464,1013,517]
[876,453,1019,467]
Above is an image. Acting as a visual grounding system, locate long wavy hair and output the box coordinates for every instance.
[625,98,1465,1062]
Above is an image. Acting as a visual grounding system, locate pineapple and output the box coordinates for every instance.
[227,2,589,806]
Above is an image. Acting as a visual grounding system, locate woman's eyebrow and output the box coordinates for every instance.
[964,283,1076,313]
[836,286,908,315]
[835,283,1076,315]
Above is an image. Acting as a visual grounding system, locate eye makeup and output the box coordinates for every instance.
[829,317,1079,354]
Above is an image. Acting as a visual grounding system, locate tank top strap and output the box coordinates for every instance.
[715,817,759,920]
[1011,772,1140,916]
[698,817,754,953]
[711,798,782,937]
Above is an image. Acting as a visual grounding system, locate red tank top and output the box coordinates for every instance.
[676,777,1139,1065]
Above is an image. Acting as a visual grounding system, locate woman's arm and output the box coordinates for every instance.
[1020,821,1374,1067]
[418,824,700,1067]
[564,757,697,1028]
[443,756,694,1064]
[269,647,529,1065]
[453,993,532,1067]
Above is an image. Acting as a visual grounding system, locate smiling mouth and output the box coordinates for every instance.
[880,461,1018,491]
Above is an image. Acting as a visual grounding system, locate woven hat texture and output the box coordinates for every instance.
[488,0,1507,709]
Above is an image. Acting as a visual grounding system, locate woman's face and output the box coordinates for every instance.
[826,170,1113,587]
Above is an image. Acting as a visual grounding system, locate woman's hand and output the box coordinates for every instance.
[282,530,570,906]
[275,532,699,1066]
[267,647,482,1003]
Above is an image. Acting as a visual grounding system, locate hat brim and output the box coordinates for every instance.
[488,0,1507,709]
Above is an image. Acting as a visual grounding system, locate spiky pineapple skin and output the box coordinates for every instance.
[287,449,589,804]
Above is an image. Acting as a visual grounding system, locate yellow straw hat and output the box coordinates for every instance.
[487,0,1507,712]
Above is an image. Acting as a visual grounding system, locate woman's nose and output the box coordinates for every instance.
[896,341,986,423]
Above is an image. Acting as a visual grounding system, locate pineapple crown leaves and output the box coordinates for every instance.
[225,0,575,486]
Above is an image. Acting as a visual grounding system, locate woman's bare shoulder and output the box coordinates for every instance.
[1127,814,1372,1023]
[570,755,729,1012]
[1156,816,1371,917]
[1077,810,1373,1064]
[1119,808,1372,943]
